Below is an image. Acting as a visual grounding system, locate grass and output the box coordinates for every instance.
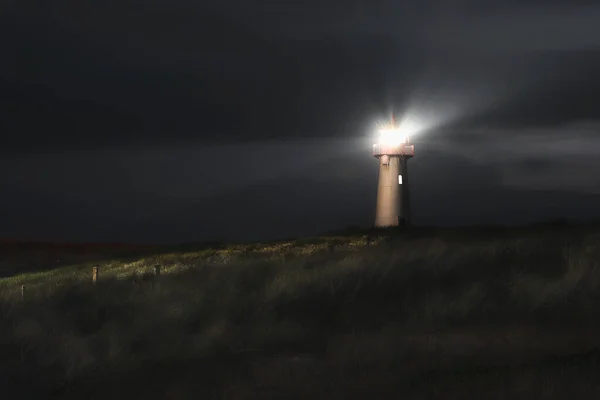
[2,226,600,398]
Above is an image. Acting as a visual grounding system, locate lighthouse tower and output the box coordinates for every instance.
[372,113,415,227]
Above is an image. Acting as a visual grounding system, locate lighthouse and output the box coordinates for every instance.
[372,113,415,227]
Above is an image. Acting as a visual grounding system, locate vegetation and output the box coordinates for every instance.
[2,225,600,398]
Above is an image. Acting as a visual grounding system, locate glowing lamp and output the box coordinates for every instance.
[378,128,408,146]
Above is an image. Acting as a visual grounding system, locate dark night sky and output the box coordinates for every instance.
[2,1,600,243]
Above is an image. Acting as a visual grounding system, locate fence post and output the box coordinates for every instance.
[92,265,99,284]
[20,285,26,301]
[153,265,161,291]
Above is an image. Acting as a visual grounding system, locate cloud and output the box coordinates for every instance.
[209,1,600,52]
[422,121,600,194]
[3,0,600,152]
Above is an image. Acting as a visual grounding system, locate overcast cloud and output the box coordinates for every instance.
[1,0,600,242]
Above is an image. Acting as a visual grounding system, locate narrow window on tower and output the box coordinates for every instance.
[398,174,403,185]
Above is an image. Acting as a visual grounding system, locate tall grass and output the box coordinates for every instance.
[2,228,600,398]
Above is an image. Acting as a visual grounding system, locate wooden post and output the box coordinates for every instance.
[20,285,26,300]
[92,265,99,284]
[153,265,161,291]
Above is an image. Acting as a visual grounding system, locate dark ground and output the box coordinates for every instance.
[2,224,600,399]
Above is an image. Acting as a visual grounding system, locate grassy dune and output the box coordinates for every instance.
[2,226,600,398]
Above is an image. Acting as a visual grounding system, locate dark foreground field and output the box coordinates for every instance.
[2,225,600,399]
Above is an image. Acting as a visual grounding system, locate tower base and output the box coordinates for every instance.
[374,155,411,228]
